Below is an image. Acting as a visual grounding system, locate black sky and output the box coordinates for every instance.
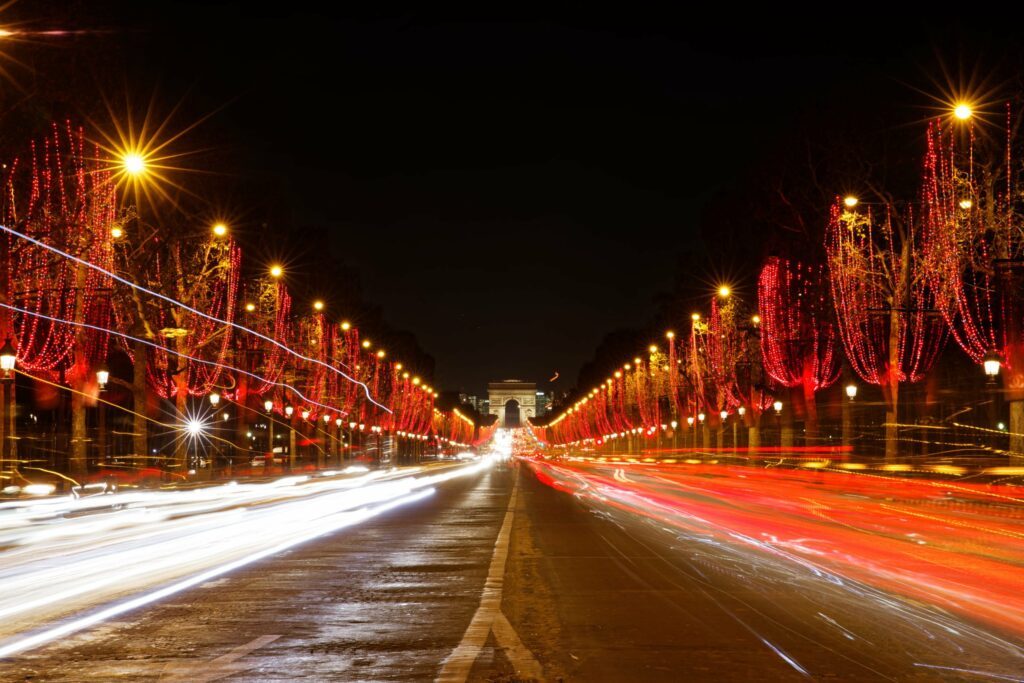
[30,6,1024,395]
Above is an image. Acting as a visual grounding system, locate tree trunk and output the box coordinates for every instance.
[802,380,819,442]
[781,387,795,449]
[69,263,90,478]
[885,306,901,461]
[70,390,87,477]
[748,425,760,449]
[132,339,148,468]
[1010,400,1024,464]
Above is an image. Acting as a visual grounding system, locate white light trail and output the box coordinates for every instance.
[0,461,489,657]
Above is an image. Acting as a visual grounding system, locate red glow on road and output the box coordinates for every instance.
[523,457,1024,638]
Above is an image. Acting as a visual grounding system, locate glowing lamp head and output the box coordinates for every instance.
[666,330,675,339]
[208,391,220,406]
[959,198,973,210]
[185,419,205,437]
[845,383,858,400]
[670,420,678,429]
[376,350,385,358]
[687,416,695,426]
[954,103,973,120]
[362,340,371,349]
[717,285,730,298]
[110,226,124,240]
[412,376,421,386]
[323,414,331,423]
[691,312,701,322]
[751,314,761,326]
[341,321,351,331]
[649,345,658,353]
[313,300,324,311]
[0,337,16,375]
[264,399,274,413]
[698,412,705,423]
[245,302,256,312]
[122,152,146,176]
[212,223,228,237]
[738,406,746,416]
[301,410,310,421]
[336,417,343,427]
[720,410,728,421]
[285,405,294,417]
[983,350,1002,378]
[843,195,859,208]
[269,264,283,279]
[96,365,110,390]
[773,400,783,414]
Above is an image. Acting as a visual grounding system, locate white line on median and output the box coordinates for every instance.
[436,470,542,682]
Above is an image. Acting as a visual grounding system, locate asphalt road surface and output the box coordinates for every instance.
[1,457,1022,681]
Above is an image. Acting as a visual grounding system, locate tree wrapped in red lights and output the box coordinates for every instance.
[1,122,120,473]
[757,257,840,438]
[826,198,947,459]
[707,294,775,446]
[921,110,1024,454]
[231,278,292,450]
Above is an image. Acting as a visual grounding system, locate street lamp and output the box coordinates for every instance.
[0,338,16,379]
[96,364,110,391]
[954,103,973,120]
[212,223,228,237]
[773,400,783,415]
[264,399,275,469]
[285,405,294,418]
[845,383,858,401]
[983,350,1002,382]
[209,391,220,407]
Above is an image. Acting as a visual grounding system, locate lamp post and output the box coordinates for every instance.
[301,409,310,469]
[842,382,857,448]
[263,399,274,472]
[96,364,110,466]
[206,392,221,475]
[285,405,296,471]
[698,412,707,450]
[718,410,727,450]
[773,400,784,448]
[0,337,16,467]
[335,417,343,466]
[320,413,331,470]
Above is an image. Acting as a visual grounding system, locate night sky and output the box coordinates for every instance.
[16,7,1024,396]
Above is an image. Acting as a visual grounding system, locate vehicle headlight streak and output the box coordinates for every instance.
[0,224,390,413]
[0,461,488,657]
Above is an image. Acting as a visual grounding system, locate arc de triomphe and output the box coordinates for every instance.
[488,380,537,427]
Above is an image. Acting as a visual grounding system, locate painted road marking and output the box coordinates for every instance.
[436,473,542,682]
[159,634,280,682]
